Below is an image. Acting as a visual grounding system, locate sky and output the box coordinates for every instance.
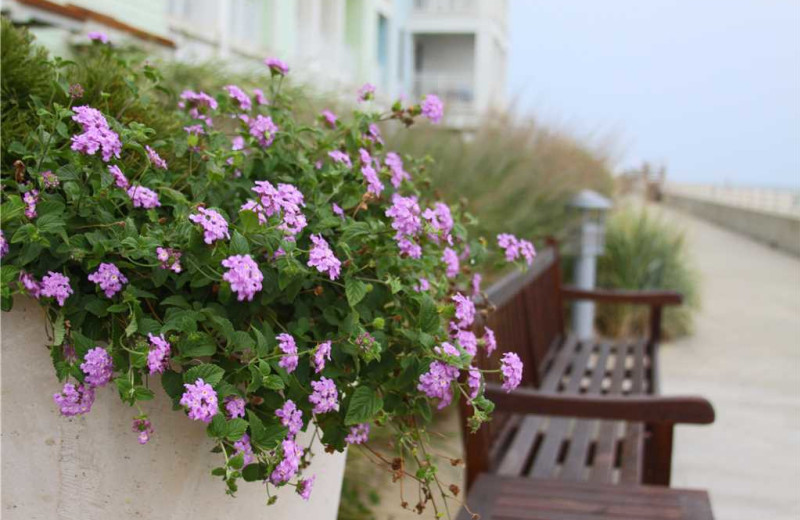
[508,0,800,187]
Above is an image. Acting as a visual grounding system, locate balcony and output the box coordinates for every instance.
[412,0,478,15]
[412,73,475,115]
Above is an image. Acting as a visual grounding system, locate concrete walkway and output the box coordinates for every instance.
[657,206,800,520]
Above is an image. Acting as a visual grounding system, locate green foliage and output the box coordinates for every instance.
[596,206,700,339]
[0,24,523,510]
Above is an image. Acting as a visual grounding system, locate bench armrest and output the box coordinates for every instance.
[484,384,714,425]
[561,286,683,306]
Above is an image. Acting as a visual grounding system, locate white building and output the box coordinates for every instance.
[5,0,508,128]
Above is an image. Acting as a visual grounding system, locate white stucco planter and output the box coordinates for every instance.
[1,298,347,520]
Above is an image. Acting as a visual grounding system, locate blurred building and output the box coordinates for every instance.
[4,0,507,128]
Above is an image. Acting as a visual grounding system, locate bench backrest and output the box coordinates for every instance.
[483,242,565,388]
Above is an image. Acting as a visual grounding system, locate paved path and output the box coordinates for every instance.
[657,206,800,520]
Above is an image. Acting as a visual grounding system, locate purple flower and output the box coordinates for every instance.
[87,31,109,43]
[467,366,481,399]
[497,233,519,261]
[483,326,497,356]
[366,123,383,144]
[241,181,308,236]
[472,273,482,296]
[80,347,113,388]
[88,262,128,298]
[68,83,84,99]
[309,377,339,414]
[385,152,410,188]
[297,475,315,500]
[0,230,7,258]
[452,293,475,329]
[19,272,41,298]
[276,399,304,437]
[156,247,182,273]
[190,207,230,244]
[233,433,256,466]
[41,170,60,189]
[23,189,38,219]
[332,203,345,218]
[442,247,460,278]
[386,194,422,238]
[414,278,430,292]
[454,329,477,357]
[178,90,218,123]
[519,240,536,266]
[40,272,72,306]
[328,150,352,167]
[321,110,338,127]
[224,85,252,111]
[132,418,154,445]
[146,333,171,374]
[359,149,384,196]
[423,203,454,244]
[70,105,121,162]
[253,88,268,106]
[127,185,160,209]
[53,382,95,416]
[417,361,459,409]
[345,423,370,445]
[501,352,523,392]
[421,94,444,124]
[108,164,129,189]
[307,234,341,280]
[277,333,299,373]
[311,340,332,373]
[224,395,246,419]
[270,438,302,484]
[357,83,376,102]
[221,254,263,302]
[248,114,278,148]
[398,237,422,259]
[231,136,245,151]
[184,124,206,136]
[145,145,168,170]
[179,378,219,423]
[265,57,289,75]
[434,342,461,358]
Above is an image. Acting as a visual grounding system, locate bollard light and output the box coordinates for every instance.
[567,190,612,340]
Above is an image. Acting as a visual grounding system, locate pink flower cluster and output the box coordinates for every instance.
[297,476,315,500]
[359,148,384,196]
[309,377,339,414]
[247,114,278,148]
[145,145,168,170]
[265,57,289,75]
[88,262,128,298]
[385,152,410,188]
[276,399,304,437]
[497,234,536,266]
[224,395,246,419]
[385,194,422,258]
[467,367,482,399]
[270,438,302,485]
[109,164,129,188]
[179,378,219,423]
[345,423,370,445]
[156,247,182,273]
[311,340,332,373]
[242,180,307,236]
[357,83,376,102]
[233,433,256,466]
[321,110,337,127]
[70,105,122,162]
[417,360,460,409]
[0,230,7,258]
[452,293,475,329]
[277,333,298,373]
[423,202,453,244]
[23,189,38,219]
[189,207,230,244]
[87,31,109,43]
[146,333,171,374]
[224,85,252,111]
[179,90,217,126]
[421,94,444,124]
[307,234,341,280]
[40,271,73,306]
[53,383,95,416]
[441,247,459,278]
[80,347,113,387]
[328,150,352,167]
[221,254,264,301]
[500,352,523,392]
[41,170,59,189]
[127,185,161,209]
[132,418,154,445]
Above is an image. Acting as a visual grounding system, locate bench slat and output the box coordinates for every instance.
[588,341,629,483]
[559,342,612,481]
[620,339,648,484]
[496,336,580,476]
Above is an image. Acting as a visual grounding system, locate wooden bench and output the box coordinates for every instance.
[462,241,715,491]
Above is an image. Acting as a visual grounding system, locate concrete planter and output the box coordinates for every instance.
[1,298,347,520]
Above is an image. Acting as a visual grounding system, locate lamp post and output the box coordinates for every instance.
[568,190,612,340]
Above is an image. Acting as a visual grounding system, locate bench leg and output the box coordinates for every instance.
[644,422,674,486]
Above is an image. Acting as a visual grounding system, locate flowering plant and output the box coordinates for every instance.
[0,38,532,512]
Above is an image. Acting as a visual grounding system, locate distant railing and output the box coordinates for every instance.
[412,0,477,15]
[412,73,474,109]
[663,183,800,217]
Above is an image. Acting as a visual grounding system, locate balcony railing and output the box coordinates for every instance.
[412,73,475,111]
[412,0,477,15]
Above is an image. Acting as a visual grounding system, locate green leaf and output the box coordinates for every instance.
[229,330,255,352]
[262,374,285,390]
[242,463,267,482]
[229,231,250,255]
[84,298,109,317]
[53,312,65,346]
[160,295,191,309]
[125,314,138,337]
[418,296,440,334]
[179,333,217,357]
[133,386,155,401]
[161,370,184,399]
[345,386,383,425]
[345,278,368,307]
[184,364,225,387]
[228,453,245,470]
[254,424,288,450]
[207,414,228,439]
[225,418,248,441]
